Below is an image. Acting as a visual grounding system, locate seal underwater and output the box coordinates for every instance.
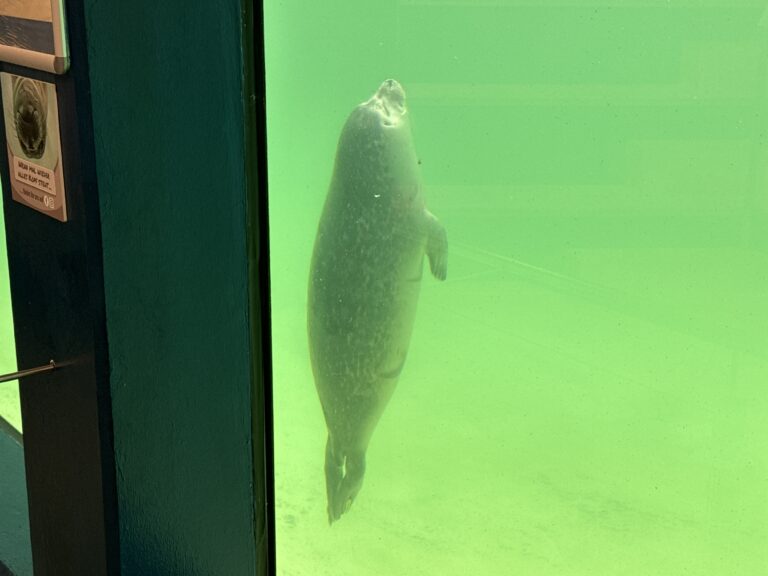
[308,79,448,524]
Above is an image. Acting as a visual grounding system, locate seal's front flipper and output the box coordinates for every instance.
[329,450,366,524]
[425,211,448,281]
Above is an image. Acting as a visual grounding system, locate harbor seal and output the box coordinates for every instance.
[308,79,448,524]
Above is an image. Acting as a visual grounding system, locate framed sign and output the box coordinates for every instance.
[0,1,68,74]
[1,72,67,221]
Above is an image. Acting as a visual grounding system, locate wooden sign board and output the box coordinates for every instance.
[0,1,68,74]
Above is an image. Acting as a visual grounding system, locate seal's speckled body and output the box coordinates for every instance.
[308,79,447,524]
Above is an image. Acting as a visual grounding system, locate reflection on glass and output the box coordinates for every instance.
[0,181,20,432]
[265,2,768,575]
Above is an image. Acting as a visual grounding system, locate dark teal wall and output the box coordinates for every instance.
[82,2,257,574]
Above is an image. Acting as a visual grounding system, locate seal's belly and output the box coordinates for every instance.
[308,225,424,447]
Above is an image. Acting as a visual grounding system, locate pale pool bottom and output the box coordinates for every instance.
[273,245,768,576]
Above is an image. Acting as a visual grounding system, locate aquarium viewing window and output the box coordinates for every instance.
[0,0,68,74]
[263,2,768,575]
[0,179,18,432]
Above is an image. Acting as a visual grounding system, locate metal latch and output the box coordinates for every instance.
[0,360,57,384]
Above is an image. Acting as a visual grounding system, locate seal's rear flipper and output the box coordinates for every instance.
[324,436,344,524]
[333,451,366,523]
[325,437,367,525]
[426,211,448,281]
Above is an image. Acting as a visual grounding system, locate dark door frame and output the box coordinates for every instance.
[0,1,275,575]
[245,1,276,574]
[0,1,118,574]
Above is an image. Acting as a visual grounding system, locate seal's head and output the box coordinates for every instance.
[334,80,421,211]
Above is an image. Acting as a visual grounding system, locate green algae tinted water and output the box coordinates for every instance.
[0,182,20,431]
[264,2,768,574]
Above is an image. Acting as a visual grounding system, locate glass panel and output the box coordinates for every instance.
[0,180,20,431]
[265,3,768,574]
[0,181,21,430]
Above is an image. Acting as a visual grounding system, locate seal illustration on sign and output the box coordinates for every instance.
[308,79,448,524]
[12,76,48,159]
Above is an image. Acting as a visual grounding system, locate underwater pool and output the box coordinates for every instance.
[264,3,768,574]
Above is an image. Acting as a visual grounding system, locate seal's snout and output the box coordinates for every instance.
[377,79,406,112]
[364,79,407,126]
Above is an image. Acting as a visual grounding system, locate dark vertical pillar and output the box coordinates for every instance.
[245,1,275,574]
[82,0,262,574]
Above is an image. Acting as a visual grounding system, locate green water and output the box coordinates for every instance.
[265,2,768,574]
[0,181,20,431]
